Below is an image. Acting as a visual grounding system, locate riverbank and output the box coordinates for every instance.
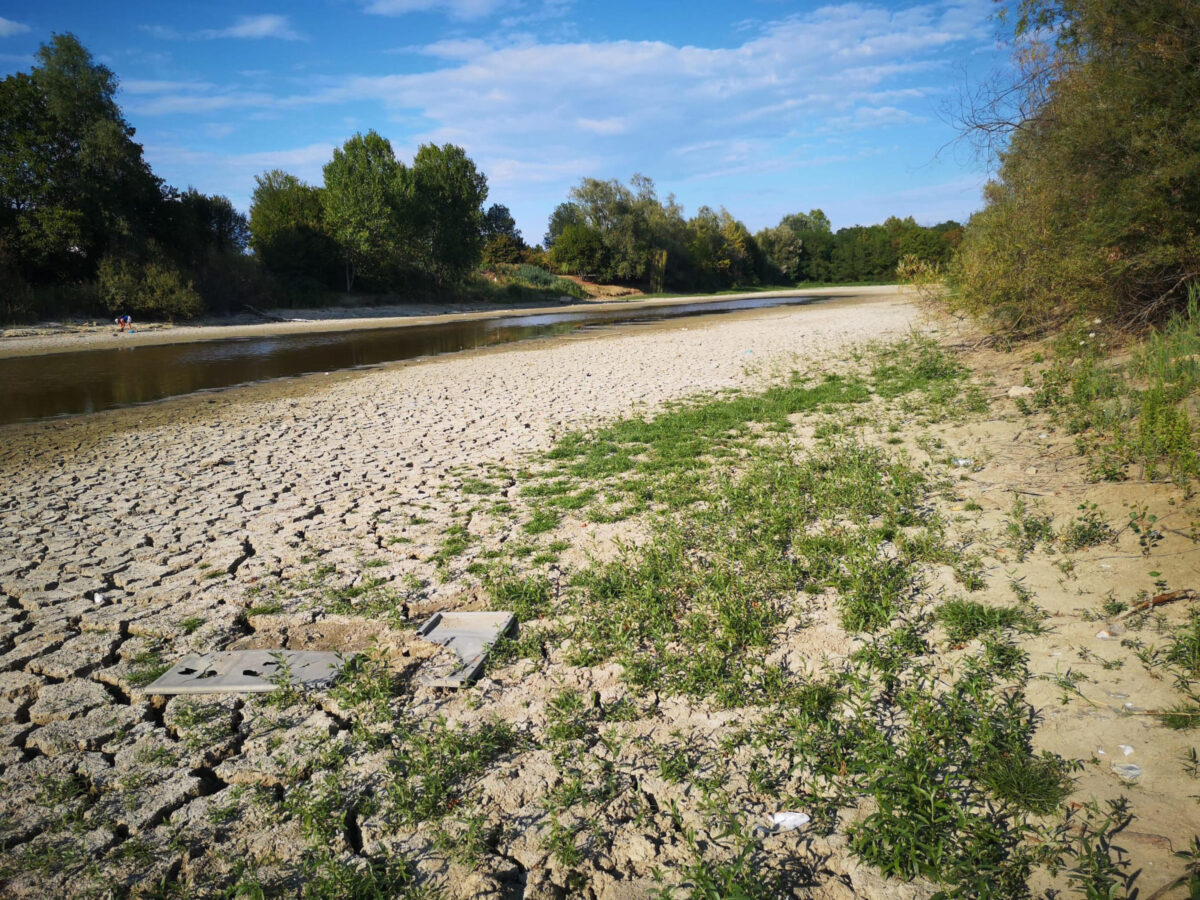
[3,292,1197,898]
[0,285,901,359]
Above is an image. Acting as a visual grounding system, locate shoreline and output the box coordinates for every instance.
[0,285,902,359]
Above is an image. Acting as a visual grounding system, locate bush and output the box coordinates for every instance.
[98,257,203,320]
[514,264,557,287]
[949,0,1200,331]
[193,252,280,315]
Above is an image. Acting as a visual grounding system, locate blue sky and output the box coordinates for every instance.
[0,1,1006,243]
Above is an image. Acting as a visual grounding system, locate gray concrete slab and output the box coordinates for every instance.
[145,650,348,694]
[417,611,516,688]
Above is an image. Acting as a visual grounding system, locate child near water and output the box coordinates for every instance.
[115,314,132,332]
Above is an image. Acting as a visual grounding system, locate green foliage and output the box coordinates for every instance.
[756,213,960,285]
[405,143,488,286]
[936,599,1040,644]
[950,0,1200,329]
[0,35,258,321]
[97,256,203,320]
[1019,293,1200,482]
[0,35,161,287]
[249,169,340,290]
[545,174,770,292]
[480,203,526,265]
[321,131,406,292]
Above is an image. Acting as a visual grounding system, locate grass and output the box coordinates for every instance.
[936,598,1042,644]
[1020,290,1200,483]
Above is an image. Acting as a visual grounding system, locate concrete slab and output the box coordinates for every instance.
[417,611,516,688]
[144,650,348,695]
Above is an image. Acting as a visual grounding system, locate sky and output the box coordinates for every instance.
[0,0,1008,243]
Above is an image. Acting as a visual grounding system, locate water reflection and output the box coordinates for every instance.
[0,295,819,425]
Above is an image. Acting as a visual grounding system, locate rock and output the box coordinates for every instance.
[25,705,144,755]
[213,708,338,787]
[89,772,204,834]
[27,679,113,724]
[1007,385,1035,398]
[27,631,120,679]
[0,670,44,701]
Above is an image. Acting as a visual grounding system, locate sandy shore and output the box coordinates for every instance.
[0,285,901,359]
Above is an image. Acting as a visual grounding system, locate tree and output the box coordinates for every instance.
[0,33,162,283]
[405,143,488,286]
[544,202,583,247]
[755,209,835,282]
[550,223,606,277]
[321,131,404,292]
[249,170,339,286]
[162,188,249,268]
[951,0,1200,328]
[481,203,526,266]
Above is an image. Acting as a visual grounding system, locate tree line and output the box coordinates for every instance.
[544,176,961,294]
[1,34,961,323]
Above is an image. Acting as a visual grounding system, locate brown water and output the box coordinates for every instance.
[0,295,824,425]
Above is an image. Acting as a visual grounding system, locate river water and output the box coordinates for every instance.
[0,294,825,426]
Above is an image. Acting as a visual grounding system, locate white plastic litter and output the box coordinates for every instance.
[1118,744,1134,757]
[1111,763,1142,782]
[771,812,811,832]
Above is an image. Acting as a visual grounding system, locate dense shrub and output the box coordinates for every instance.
[98,257,203,320]
[950,0,1200,331]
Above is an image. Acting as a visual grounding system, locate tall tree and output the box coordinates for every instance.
[0,33,161,283]
[952,0,1200,327]
[405,143,488,286]
[249,170,338,285]
[481,203,525,265]
[321,131,404,292]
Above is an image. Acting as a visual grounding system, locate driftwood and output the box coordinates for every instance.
[1118,587,1197,620]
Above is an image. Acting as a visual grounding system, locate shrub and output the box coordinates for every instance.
[98,256,204,320]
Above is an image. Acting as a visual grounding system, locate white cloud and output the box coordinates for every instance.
[576,117,628,136]
[199,15,305,41]
[142,15,305,42]
[365,0,508,21]
[137,1,997,234]
[0,16,30,37]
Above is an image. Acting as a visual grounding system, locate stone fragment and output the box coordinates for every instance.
[89,772,204,834]
[27,631,120,679]
[28,679,113,724]
[0,630,69,672]
[25,705,143,756]
[213,709,338,787]
[0,670,44,701]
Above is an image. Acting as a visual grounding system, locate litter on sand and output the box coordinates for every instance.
[1111,763,1142,783]
[145,650,348,695]
[770,812,811,832]
[417,611,517,688]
